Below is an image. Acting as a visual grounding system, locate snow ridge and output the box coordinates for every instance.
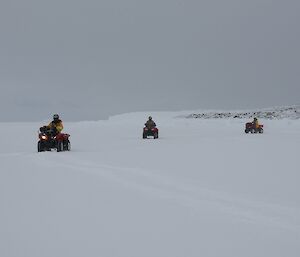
[185,105,300,120]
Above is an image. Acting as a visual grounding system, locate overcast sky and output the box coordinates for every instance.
[0,0,299,121]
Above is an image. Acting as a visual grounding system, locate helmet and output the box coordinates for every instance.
[254,117,257,121]
[53,114,59,120]
[148,116,152,120]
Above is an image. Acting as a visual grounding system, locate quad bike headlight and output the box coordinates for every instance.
[41,135,47,140]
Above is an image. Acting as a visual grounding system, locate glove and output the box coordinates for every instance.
[40,126,47,132]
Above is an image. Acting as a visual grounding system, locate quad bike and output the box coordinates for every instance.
[38,126,71,152]
[245,122,264,134]
[143,126,159,139]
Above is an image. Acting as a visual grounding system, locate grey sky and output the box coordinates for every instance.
[0,0,299,121]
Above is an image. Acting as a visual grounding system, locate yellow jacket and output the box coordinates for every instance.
[253,119,259,129]
[47,120,64,133]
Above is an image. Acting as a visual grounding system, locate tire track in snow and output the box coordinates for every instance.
[36,154,300,234]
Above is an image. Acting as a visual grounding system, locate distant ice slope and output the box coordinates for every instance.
[184,105,300,119]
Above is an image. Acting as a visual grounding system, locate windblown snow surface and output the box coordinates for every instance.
[1,111,300,257]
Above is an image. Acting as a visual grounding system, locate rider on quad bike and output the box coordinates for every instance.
[245,117,264,134]
[38,114,70,152]
[143,116,159,139]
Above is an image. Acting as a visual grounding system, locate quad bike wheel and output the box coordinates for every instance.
[63,140,71,151]
[37,141,43,152]
[57,141,63,152]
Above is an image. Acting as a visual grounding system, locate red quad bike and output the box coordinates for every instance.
[38,126,71,152]
[245,122,264,134]
[143,126,159,139]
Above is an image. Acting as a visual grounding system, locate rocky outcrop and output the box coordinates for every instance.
[185,106,300,120]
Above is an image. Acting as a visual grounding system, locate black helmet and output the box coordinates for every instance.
[254,117,257,121]
[148,116,152,120]
[53,114,59,120]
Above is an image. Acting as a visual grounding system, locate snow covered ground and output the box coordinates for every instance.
[1,111,300,257]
